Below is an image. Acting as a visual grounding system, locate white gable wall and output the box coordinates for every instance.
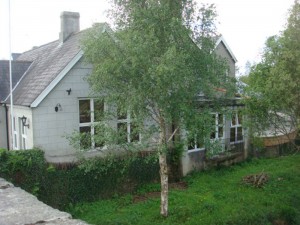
[5,105,33,150]
[0,106,7,149]
[32,58,93,162]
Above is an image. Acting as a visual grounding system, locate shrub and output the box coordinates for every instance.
[0,148,46,195]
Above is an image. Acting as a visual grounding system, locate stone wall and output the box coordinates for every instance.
[0,178,88,225]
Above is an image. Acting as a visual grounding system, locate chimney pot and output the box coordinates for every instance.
[59,11,80,43]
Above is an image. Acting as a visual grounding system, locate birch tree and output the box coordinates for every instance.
[82,0,234,217]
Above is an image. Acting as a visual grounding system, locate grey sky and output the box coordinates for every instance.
[0,0,295,74]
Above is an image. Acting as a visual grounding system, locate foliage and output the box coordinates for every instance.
[0,148,46,195]
[244,0,300,140]
[0,149,159,210]
[82,0,236,216]
[69,154,300,225]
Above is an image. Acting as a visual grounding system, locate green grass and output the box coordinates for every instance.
[68,154,300,225]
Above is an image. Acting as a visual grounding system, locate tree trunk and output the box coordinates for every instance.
[158,115,168,217]
[159,151,168,217]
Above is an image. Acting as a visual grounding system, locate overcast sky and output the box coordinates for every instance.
[0,0,295,74]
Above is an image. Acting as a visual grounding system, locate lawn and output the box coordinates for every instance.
[68,154,300,225]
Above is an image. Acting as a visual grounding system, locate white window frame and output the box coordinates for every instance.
[79,98,104,149]
[230,111,243,144]
[187,134,205,153]
[20,117,27,150]
[13,117,18,150]
[187,113,224,153]
[210,113,224,141]
[117,111,141,144]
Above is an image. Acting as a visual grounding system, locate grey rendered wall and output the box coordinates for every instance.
[181,41,237,176]
[32,58,93,162]
[215,42,236,77]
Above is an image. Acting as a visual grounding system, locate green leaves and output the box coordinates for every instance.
[244,0,300,137]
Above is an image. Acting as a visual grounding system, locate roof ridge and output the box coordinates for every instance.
[21,39,60,55]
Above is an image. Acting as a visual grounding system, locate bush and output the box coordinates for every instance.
[0,148,46,195]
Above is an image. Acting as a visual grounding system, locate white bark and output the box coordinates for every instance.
[159,152,168,217]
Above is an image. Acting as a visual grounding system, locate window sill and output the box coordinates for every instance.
[188,148,205,153]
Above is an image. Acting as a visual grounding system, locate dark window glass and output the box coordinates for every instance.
[238,112,242,125]
[230,127,236,142]
[117,122,127,144]
[188,135,204,150]
[117,107,127,120]
[79,100,91,123]
[218,126,223,138]
[80,126,91,149]
[130,122,140,142]
[237,127,243,141]
[94,99,104,122]
[94,125,105,148]
[231,113,236,126]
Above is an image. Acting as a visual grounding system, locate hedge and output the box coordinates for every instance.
[0,148,159,209]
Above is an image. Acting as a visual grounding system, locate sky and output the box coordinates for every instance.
[0,0,295,74]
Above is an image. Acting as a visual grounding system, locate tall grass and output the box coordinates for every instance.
[68,154,300,225]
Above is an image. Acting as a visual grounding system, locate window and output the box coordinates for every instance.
[79,99,104,149]
[230,111,243,143]
[210,113,224,140]
[13,117,18,149]
[188,113,224,152]
[20,118,27,150]
[187,135,205,152]
[117,109,140,144]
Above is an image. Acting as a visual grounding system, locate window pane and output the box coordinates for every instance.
[130,122,140,142]
[238,112,243,125]
[117,107,127,120]
[218,114,223,125]
[14,134,17,148]
[94,99,104,122]
[237,127,243,141]
[218,126,223,138]
[210,114,216,139]
[117,122,128,144]
[231,113,236,126]
[210,131,216,139]
[188,136,196,150]
[13,117,16,131]
[80,126,91,149]
[230,127,236,142]
[79,100,91,123]
[196,138,204,149]
[94,126,105,148]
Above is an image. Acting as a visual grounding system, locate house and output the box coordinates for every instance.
[0,12,98,162]
[0,11,245,174]
[0,59,32,149]
[180,36,245,175]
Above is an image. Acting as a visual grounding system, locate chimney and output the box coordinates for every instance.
[59,11,80,43]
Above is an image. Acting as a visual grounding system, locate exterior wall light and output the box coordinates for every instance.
[66,88,71,95]
[21,115,29,128]
[55,103,62,112]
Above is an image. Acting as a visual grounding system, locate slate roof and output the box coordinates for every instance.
[0,60,32,102]
[9,31,85,106]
